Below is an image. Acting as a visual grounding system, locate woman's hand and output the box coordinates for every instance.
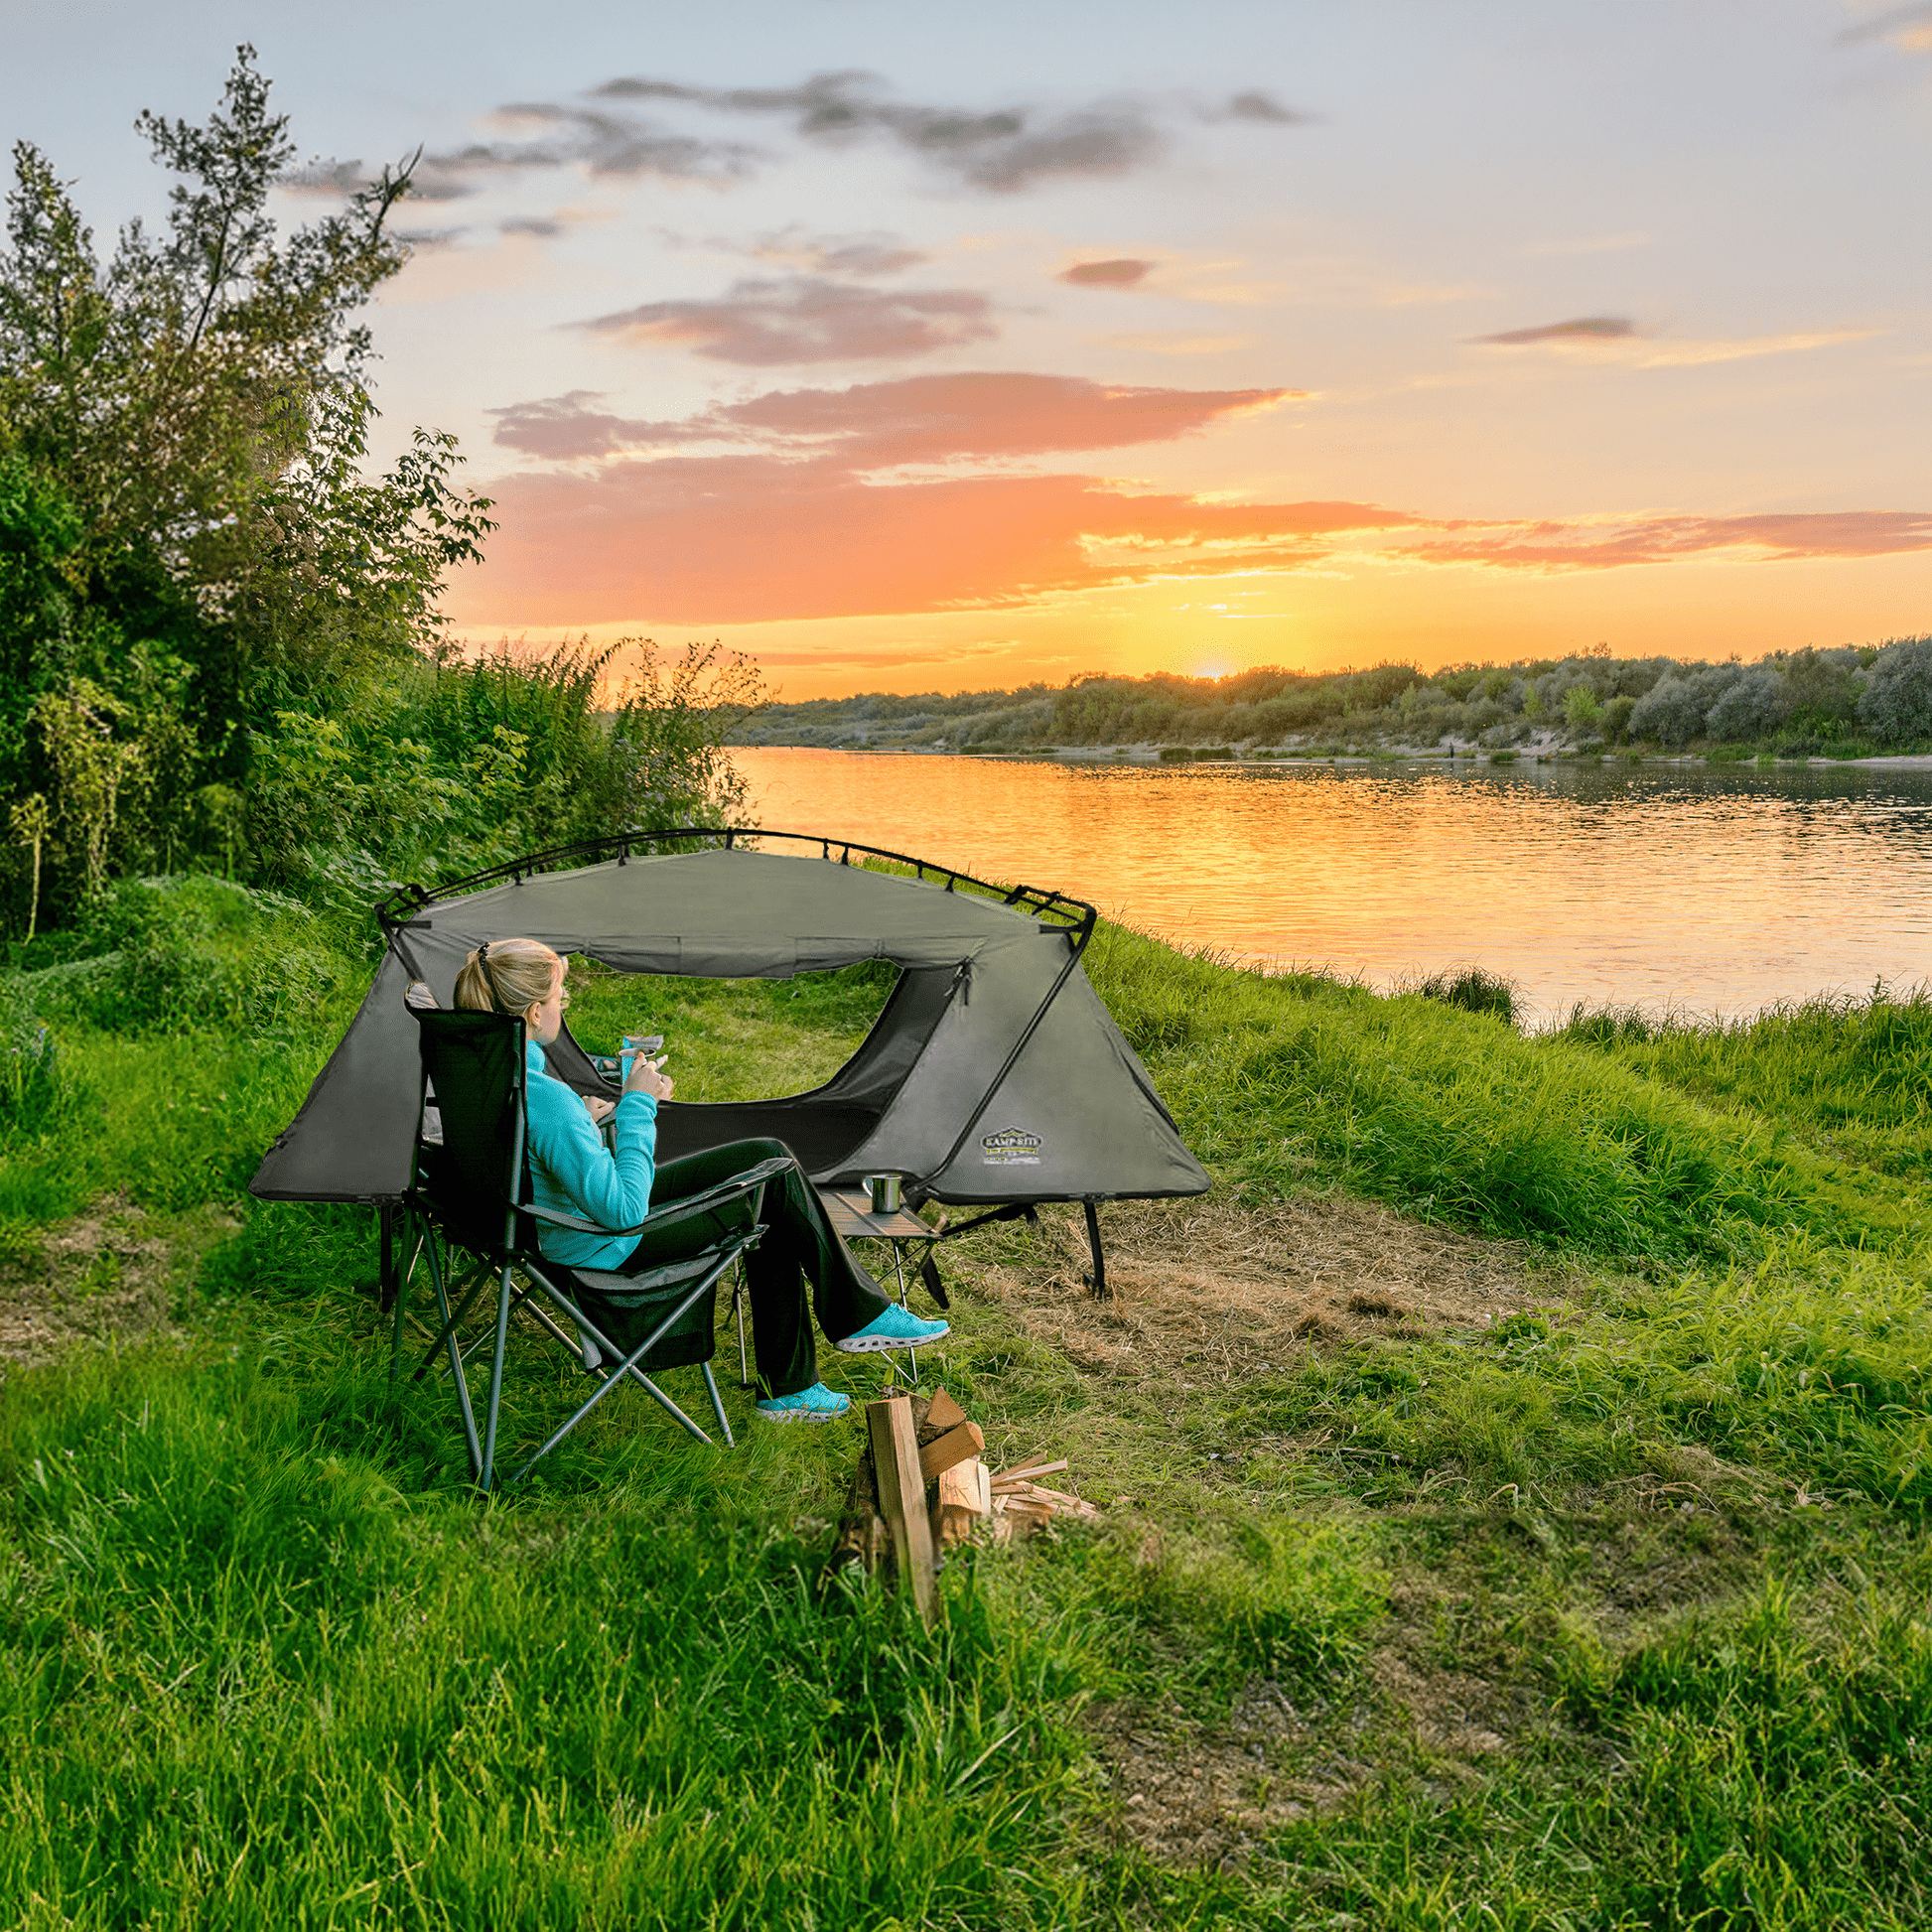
[623,1053,674,1102]
[582,1094,616,1126]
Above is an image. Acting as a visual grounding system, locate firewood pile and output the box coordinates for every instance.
[822,1386,1099,1625]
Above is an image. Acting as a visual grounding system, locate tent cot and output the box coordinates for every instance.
[250,830,1210,1288]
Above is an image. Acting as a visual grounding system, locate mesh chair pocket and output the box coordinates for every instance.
[567,1270,720,1370]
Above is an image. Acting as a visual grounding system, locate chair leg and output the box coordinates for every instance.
[479,1261,515,1493]
[889,1240,920,1386]
[421,1228,483,1480]
[702,1360,735,1448]
[734,1267,751,1387]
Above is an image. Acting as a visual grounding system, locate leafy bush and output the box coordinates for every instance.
[1858,637,1932,744]
[1707,667,1787,740]
[17,876,348,1036]
[1629,672,1708,748]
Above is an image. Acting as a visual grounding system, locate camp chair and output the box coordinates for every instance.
[393,1008,790,1492]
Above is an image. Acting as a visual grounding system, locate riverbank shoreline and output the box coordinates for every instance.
[753,739,1932,770]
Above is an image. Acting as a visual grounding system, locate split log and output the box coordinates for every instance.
[931,1454,988,1552]
[825,1389,934,1582]
[868,1396,939,1626]
[918,1419,986,1485]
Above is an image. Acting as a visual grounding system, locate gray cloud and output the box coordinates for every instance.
[743,227,927,275]
[591,70,1166,192]
[500,215,564,237]
[278,158,369,196]
[1836,2,1932,45]
[1216,91,1305,123]
[491,392,689,459]
[1471,316,1637,345]
[578,276,997,364]
[1060,258,1154,288]
[304,70,1307,212]
[410,108,759,200]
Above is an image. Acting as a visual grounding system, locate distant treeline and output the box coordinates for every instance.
[745,638,1932,759]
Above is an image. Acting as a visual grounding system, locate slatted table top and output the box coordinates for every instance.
[818,1187,940,1243]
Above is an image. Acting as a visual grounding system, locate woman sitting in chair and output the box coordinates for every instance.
[455,936,946,1422]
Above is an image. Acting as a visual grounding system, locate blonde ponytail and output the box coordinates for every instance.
[454,937,562,1019]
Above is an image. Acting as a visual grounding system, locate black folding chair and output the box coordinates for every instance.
[391,1009,789,1492]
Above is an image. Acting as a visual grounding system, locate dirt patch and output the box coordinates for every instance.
[966,1195,1572,1382]
[1088,1683,1377,1869]
[0,1196,228,1370]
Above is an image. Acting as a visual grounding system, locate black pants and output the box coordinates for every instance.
[611,1138,889,1399]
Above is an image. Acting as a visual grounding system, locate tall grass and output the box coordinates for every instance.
[8,883,1932,1926]
[1085,923,1923,1266]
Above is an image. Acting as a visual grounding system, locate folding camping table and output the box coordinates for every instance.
[820,1185,943,1386]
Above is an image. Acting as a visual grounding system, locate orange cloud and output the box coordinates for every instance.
[1397,510,1932,570]
[490,370,1300,463]
[451,370,1932,629]
[459,458,1409,623]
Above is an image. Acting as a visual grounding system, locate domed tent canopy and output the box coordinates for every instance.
[250,832,1208,1254]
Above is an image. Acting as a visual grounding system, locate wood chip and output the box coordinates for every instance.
[992,1457,1068,1485]
[923,1388,968,1431]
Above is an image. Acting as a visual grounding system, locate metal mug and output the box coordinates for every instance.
[620,1033,663,1081]
[866,1173,903,1215]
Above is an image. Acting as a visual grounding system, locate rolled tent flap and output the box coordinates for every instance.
[249,840,1208,1209]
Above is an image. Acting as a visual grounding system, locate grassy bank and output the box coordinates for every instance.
[4,884,1931,1928]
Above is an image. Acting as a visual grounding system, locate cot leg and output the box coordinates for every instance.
[1084,1198,1109,1301]
[386,1211,408,1384]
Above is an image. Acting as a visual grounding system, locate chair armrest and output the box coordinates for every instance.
[521,1155,793,1242]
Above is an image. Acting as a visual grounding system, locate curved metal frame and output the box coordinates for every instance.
[376,825,1097,948]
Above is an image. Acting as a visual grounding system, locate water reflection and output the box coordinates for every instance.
[733,749,1932,1022]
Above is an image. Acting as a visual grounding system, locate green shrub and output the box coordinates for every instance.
[1157,745,1194,762]
[1407,966,1519,1024]
[16,876,348,1036]
[0,976,60,1129]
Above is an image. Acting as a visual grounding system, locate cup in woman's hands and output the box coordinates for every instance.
[619,1033,663,1082]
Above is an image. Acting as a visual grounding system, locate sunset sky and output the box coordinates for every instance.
[9,1,1932,695]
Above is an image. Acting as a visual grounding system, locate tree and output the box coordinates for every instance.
[0,49,493,925]
[1628,674,1702,748]
[1858,637,1932,745]
[1706,668,1786,742]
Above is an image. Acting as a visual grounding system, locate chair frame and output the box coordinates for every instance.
[390,1009,789,1492]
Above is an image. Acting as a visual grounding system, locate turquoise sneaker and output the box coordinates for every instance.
[756,1381,853,1423]
[836,1304,951,1353]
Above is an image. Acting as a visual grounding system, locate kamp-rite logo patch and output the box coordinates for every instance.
[981,1126,1043,1167]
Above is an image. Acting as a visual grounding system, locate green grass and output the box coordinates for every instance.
[5,880,1932,1927]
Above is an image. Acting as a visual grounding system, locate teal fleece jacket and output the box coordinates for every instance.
[523,1040,658,1270]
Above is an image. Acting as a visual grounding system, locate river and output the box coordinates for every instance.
[730,748,1932,1023]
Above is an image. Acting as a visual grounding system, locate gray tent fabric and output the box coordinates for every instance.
[249,841,1208,1210]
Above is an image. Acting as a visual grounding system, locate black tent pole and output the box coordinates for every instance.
[1083,1199,1109,1300]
